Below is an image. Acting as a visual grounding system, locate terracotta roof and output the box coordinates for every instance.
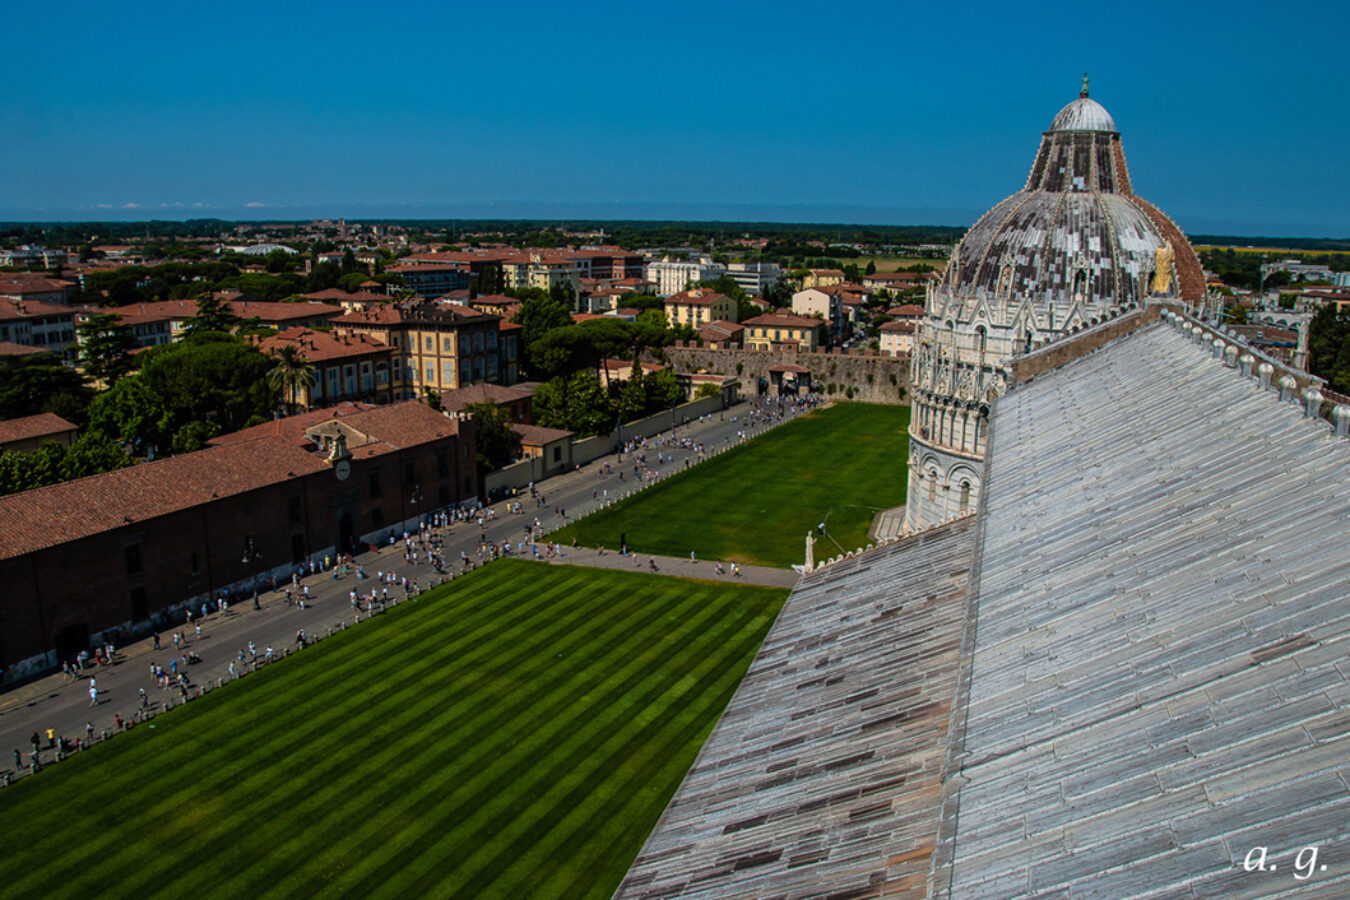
[301,288,388,302]
[0,274,76,296]
[440,383,534,412]
[0,437,331,561]
[207,402,379,447]
[744,313,823,329]
[0,412,78,446]
[808,268,845,277]
[230,299,343,322]
[571,313,608,323]
[666,289,730,307]
[513,423,573,445]
[699,320,744,339]
[888,304,925,317]
[256,329,392,363]
[878,320,917,333]
[0,298,77,321]
[0,341,48,357]
[104,299,343,325]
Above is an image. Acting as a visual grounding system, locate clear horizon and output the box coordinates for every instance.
[4,0,1346,239]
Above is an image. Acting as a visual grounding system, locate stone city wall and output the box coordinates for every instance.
[658,345,911,404]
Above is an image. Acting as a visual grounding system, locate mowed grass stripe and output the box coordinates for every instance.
[402,591,765,898]
[325,582,742,897]
[20,571,613,893]
[462,608,771,899]
[553,403,910,568]
[246,579,717,897]
[0,561,785,899]
[131,573,656,897]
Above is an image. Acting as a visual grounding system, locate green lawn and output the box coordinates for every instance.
[0,561,786,899]
[554,403,910,568]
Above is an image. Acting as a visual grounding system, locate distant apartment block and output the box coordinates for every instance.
[648,258,726,297]
[725,262,783,296]
[386,264,472,299]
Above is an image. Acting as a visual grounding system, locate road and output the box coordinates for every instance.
[0,395,815,781]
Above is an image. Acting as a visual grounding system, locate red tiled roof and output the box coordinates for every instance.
[0,412,78,446]
[301,288,388,302]
[0,273,76,296]
[0,298,78,321]
[256,329,392,363]
[208,402,379,447]
[744,313,823,328]
[0,341,49,357]
[440,383,533,412]
[888,304,926,317]
[231,300,343,322]
[0,437,332,561]
[666,289,730,307]
[514,423,573,445]
[879,320,917,333]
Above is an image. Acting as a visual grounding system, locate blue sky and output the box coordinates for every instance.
[2,0,1345,236]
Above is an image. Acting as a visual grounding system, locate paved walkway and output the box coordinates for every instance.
[0,396,815,782]
[547,546,800,589]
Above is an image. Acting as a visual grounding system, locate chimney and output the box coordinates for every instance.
[1211,337,1225,360]
[1257,362,1273,390]
[1223,345,1238,367]
[1238,354,1254,378]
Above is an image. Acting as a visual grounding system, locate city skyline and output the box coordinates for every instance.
[3,0,1346,237]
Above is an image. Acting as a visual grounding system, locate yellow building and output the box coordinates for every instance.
[333,303,507,398]
[743,313,825,351]
[803,268,846,289]
[663,289,737,327]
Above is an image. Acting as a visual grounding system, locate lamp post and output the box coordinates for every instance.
[242,537,261,610]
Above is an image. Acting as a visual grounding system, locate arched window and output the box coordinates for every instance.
[976,325,987,358]
[927,470,938,503]
[959,481,971,514]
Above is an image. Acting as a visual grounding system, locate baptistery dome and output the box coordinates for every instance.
[944,79,1203,306]
[903,79,1206,534]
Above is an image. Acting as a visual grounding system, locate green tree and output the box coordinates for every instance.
[341,248,360,274]
[0,352,92,423]
[512,296,573,376]
[88,376,175,456]
[534,370,614,437]
[182,295,242,336]
[266,344,316,413]
[530,325,602,381]
[615,367,647,424]
[61,430,133,480]
[1308,304,1350,394]
[172,420,221,453]
[305,261,343,292]
[423,386,442,411]
[865,260,877,276]
[464,401,522,471]
[644,368,684,413]
[76,313,138,385]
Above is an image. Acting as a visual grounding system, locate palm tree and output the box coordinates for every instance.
[267,345,316,414]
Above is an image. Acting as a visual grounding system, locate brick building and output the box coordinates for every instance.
[0,401,475,677]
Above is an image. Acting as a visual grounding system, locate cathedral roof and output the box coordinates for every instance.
[940,81,1204,306]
